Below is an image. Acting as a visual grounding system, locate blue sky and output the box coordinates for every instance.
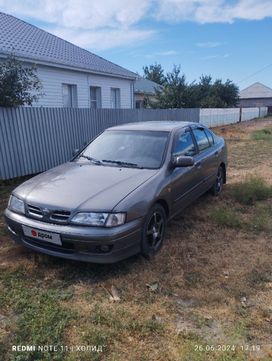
[1,0,272,90]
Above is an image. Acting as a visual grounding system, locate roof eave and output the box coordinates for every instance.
[134,91,157,95]
[0,52,137,80]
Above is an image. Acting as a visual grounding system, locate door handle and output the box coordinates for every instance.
[194,161,201,168]
[214,151,219,157]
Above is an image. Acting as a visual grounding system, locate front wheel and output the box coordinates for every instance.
[141,204,167,259]
[211,166,224,196]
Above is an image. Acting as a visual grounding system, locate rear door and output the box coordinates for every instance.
[170,127,203,216]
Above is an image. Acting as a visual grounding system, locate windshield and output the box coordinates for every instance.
[79,130,169,169]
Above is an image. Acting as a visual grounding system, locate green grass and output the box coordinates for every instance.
[251,128,272,141]
[87,303,165,337]
[231,176,272,205]
[0,269,75,361]
[210,208,242,228]
[80,303,165,360]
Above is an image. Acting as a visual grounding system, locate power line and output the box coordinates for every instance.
[238,62,272,84]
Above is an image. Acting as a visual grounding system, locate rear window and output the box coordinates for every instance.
[204,129,214,145]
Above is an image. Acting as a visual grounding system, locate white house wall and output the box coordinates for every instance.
[32,64,133,108]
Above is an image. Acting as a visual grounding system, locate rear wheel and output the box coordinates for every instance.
[141,204,166,259]
[211,166,224,196]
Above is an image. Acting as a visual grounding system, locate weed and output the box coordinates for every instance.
[251,128,272,141]
[249,204,272,232]
[210,208,242,228]
[184,272,203,287]
[247,265,272,287]
[231,176,272,205]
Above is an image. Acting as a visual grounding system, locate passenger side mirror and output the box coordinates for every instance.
[172,155,194,168]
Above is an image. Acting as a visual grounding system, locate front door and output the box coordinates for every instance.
[170,128,203,216]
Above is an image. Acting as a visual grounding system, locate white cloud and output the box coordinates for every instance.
[155,0,272,23]
[0,0,151,28]
[202,53,230,60]
[0,0,153,50]
[1,0,272,51]
[50,27,155,51]
[196,41,222,48]
[155,50,178,56]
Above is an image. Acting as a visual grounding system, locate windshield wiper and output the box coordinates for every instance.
[102,159,143,169]
[79,155,103,165]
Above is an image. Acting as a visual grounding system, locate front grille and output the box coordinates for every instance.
[50,210,71,222]
[26,204,71,224]
[27,204,43,219]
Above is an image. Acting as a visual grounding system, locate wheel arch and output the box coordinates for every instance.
[154,199,170,219]
[219,162,226,184]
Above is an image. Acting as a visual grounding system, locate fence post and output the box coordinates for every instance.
[239,107,242,122]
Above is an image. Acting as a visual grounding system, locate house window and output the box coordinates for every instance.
[110,88,120,108]
[62,84,77,108]
[90,86,102,109]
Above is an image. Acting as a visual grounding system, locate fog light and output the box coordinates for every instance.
[95,245,112,253]
[100,245,111,252]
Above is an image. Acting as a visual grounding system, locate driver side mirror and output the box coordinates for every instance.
[172,155,194,168]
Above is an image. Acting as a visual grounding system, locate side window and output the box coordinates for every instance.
[173,131,196,156]
[204,129,214,145]
[192,128,210,152]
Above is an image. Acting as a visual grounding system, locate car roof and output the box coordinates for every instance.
[107,121,199,132]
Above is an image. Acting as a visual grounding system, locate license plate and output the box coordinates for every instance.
[22,225,62,246]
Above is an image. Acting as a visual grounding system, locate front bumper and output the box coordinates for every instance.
[4,209,143,263]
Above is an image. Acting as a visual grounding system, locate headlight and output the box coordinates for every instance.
[71,212,126,227]
[8,195,25,214]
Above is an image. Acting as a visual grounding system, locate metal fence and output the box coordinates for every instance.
[200,107,268,127]
[0,107,199,180]
[0,106,268,180]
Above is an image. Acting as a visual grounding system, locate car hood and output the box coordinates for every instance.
[14,162,158,211]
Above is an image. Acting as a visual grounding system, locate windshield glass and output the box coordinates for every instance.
[79,130,169,169]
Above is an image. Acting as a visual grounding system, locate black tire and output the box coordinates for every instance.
[141,204,167,259]
[211,166,224,196]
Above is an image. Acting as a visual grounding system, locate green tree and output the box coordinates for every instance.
[143,63,166,85]
[198,78,239,107]
[0,54,42,107]
[147,64,239,108]
[152,65,187,108]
